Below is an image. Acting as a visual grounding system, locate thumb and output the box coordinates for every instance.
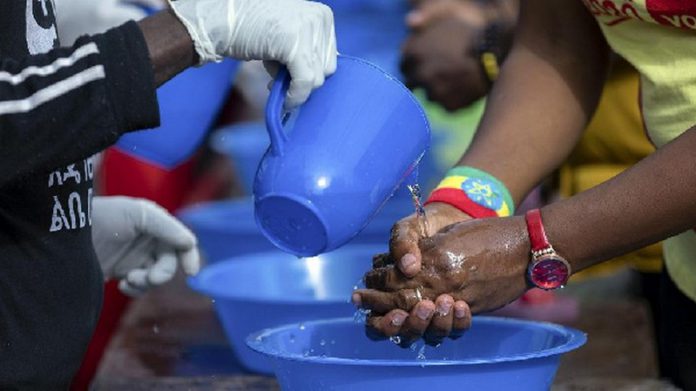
[389,216,423,278]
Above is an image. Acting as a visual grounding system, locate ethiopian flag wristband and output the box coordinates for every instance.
[425,166,514,218]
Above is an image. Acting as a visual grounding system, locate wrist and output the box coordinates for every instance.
[425,166,514,218]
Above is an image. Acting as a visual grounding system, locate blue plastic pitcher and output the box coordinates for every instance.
[254,55,430,256]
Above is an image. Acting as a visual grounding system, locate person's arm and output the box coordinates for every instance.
[0,21,162,189]
[389,0,611,278]
[459,0,610,204]
[0,1,335,188]
[355,0,612,346]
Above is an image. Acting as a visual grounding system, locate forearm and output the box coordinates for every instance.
[457,0,610,205]
[544,126,696,272]
[137,9,197,87]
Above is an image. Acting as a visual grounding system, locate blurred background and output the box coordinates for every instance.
[57,0,673,389]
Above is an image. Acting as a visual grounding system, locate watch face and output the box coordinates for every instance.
[529,255,570,290]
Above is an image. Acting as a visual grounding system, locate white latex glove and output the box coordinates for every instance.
[169,0,337,108]
[92,196,200,297]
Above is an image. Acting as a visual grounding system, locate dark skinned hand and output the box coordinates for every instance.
[355,216,531,347]
[401,16,489,111]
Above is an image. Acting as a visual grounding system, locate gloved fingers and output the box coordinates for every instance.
[284,58,315,110]
[118,279,147,298]
[179,246,201,276]
[312,52,326,89]
[147,249,178,286]
[125,268,149,290]
[263,60,280,79]
[136,199,197,251]
[315,2,337,76]
[117,268,150,297]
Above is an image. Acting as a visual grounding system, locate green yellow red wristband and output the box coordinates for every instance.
[425,166,514,218]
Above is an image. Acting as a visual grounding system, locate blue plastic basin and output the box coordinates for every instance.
[187,245,385,374]
[178,197,412,264]
[247,317,586,390]
[178,198,275,264]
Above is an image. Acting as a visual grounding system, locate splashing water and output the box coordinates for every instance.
[446,251,465,270]
[407,184,430,239]
[389,335,402,345]
[353,308,371,323]
[416,344,427,361]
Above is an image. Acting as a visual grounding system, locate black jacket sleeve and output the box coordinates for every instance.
[0,21,160,188]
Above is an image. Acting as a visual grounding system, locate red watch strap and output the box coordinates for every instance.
[525,208,550,252]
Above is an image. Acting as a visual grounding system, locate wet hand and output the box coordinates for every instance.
[389,202,471,277]
[355,217,530,346]
[401,16,490,111]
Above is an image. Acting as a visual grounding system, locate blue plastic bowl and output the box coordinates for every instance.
[178,198,275,264]
[178,197,412,264]
[187,245,385,374]
[247,317,586,390]
[210,122,269,195]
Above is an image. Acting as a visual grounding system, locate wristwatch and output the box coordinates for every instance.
[524,209,571,290]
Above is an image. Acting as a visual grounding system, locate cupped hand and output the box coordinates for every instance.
[355,216,531,346]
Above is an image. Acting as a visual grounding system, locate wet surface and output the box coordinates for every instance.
[93,271,679,390]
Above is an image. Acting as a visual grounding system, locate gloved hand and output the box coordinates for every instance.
[92,196,200,297]
[169,0,337,109]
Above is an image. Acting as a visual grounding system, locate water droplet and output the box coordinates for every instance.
[303,350,310,357]
[389,336,402,345]
[330,340,336,345]
[289,334,296,343]
[152,325,159,334]
[353,308,371,323]
[416,344,426,360]
[407,183,430,238]
[298,323,306,331]
[320,339,326,346]
[469,265,478,272]
[211,299,216,304]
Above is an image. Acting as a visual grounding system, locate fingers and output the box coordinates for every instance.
[135,199,197,252]
[283,3,336,109]
[119,269,148,297]
[398,300,436,347]
[389,217,423,278]
[424,294,454,345]
[147,249,178,285]
[353,288,422,314]
[284,59,315,110]
[365,310,409,339]
[179,246,201,275]
[406,1,453,28]
[451,300,472,339]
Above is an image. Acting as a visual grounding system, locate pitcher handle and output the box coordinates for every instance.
[265,66,291,156]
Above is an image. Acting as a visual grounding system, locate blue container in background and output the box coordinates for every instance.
[248,317,587,391]
[187,245,384,374]
[178,198,274,264]
[116,59,239,168]
[210,122,269,194]
[327,1,409,79]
